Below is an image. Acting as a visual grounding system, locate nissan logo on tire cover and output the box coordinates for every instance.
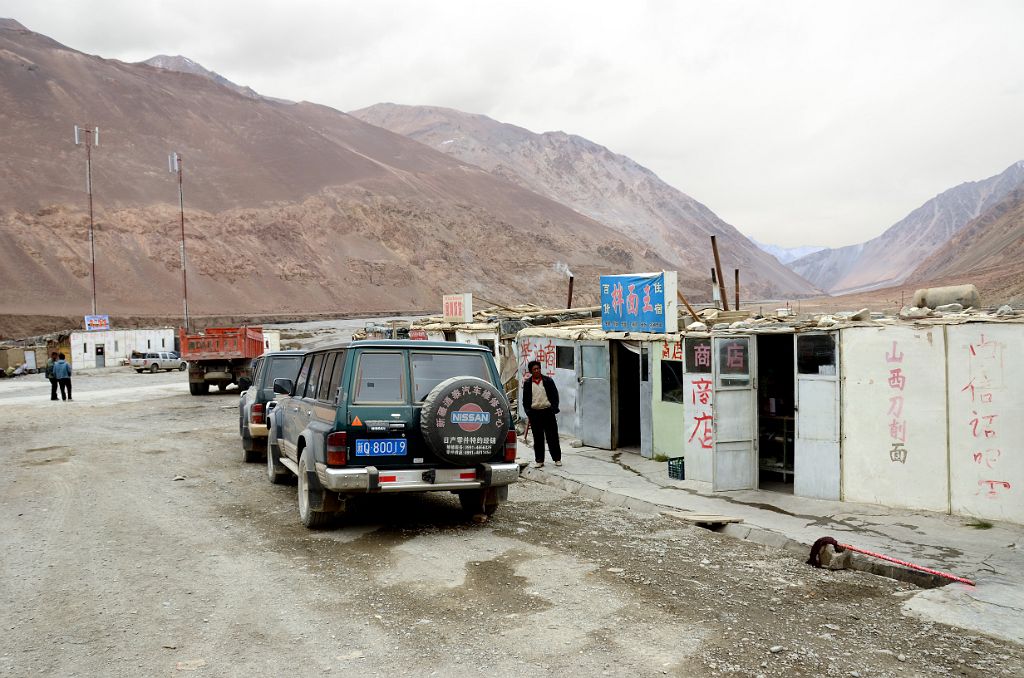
[420,375,509,465]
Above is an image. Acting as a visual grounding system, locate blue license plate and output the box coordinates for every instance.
[355,439,408,457]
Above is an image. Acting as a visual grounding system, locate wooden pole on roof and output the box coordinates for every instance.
[677,290,700,326]
[710,235,730,311]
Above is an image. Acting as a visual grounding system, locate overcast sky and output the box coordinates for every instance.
[3,0,1023,248]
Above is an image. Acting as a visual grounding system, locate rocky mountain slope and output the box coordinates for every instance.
[349,103,820,299]
[789,161,1024,294]
[0,19,671,320]
[908,184,1024,304]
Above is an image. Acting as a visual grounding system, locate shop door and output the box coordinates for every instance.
[712,335,757,491]
[639,347,653,458]
[794,333,841,499]
[95,344,106,368]
[578,342,611,449]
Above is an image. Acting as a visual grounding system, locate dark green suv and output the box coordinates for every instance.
[266,340,519,528]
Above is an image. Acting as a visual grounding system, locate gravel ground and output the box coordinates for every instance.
[0,368,1021,677]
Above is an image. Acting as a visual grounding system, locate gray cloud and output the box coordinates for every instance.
[2,0,1022,247]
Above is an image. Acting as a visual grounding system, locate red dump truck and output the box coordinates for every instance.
[179,326,265,395]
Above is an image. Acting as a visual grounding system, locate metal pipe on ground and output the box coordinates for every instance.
[710,235,730,311]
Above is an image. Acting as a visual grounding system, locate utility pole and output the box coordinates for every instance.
[169,152,190,332]
[74,125,99,315]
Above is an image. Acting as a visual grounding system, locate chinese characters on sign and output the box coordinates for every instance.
[661,340,682,361]
[961,334,1010,499]
[519,337,556,378]
[600,272,677,333]
[442,293,473,323]
[885,340,909,464]
[84,315,110,331]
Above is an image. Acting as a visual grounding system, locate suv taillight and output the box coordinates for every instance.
[504,430,517,462]
[326,431,348,466]
[250,403,264,425]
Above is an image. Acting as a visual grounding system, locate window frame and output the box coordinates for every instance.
[352,351,407,405]
[410,350,492,402]
[303,353,326,400]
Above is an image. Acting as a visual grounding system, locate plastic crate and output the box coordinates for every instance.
[667,457,685,480]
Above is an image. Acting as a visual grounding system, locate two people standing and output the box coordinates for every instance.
[522,360,561,468]
[50,353,72,401]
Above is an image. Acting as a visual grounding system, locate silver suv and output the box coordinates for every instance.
[131,351,187,373]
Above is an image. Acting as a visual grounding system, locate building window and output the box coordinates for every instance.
[684,338,712,373]
[161,337,166,348]
[114,341,119,352]
[147,340,151,349]
[480,339,496,355]
[716,338,750,387]
[555,346,574,370]
[798,334,837,375]
[661,360,684,404]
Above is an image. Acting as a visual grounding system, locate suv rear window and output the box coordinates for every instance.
[353,353,405,403]
[264,356,301,387]
[411,352,491,401]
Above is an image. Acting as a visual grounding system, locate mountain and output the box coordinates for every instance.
[789,162,1024,294]
[0,20,671,322]
[348,103,820,300]
[751,240,825,265]
[908,182,1024,303]
[140,55,262,100]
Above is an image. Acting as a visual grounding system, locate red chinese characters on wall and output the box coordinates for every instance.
[519,337,556,378]
[661,341,682,361]
[886,340,909,464]
[688,377,713,449]
[961,333,1010,499]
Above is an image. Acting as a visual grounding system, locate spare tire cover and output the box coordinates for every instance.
[420,376,509,465]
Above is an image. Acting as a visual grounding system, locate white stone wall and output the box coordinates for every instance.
[840,325,950,513]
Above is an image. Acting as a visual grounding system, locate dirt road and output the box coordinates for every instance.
[1,369,1021,677]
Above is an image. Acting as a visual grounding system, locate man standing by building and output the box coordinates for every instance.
[522,360,561,468]
[45,351,58,401]
[53,353,72,401]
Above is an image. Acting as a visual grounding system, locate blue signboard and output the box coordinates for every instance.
[600,272,676,333]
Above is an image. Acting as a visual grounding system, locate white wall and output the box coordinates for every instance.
[515,335,579,439]
[946,324,1023,523]
[71,329,176,368]
[841,325,949,512]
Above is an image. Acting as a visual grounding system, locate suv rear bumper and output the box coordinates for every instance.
[314,462,519,494]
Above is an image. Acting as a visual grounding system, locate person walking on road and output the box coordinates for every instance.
[53,353,72,401]
[522,360,561,468]
[45,351,59,401]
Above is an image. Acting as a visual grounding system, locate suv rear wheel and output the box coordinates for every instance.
[149,363,159,373]
[297,450,332,529]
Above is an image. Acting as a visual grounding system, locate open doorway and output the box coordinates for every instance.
[756,334,795,492]
[612,341,641,450]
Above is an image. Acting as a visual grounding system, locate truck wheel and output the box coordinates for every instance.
[149,363,159,373]
[135,369,144,374]
[178,362,187,371]
[189,382,209,396]
[297,451,332,529]
[218,383,228,392]
[458,489,499,516]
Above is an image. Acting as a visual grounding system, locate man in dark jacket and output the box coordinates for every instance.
[522,360,561,468]
[45,351,58,401]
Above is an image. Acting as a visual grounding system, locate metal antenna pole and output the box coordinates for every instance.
[75,125,99,315]
[170,152,190,332]
[86,140,96,315]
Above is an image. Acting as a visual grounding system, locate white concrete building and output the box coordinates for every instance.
[70,328,177,369]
